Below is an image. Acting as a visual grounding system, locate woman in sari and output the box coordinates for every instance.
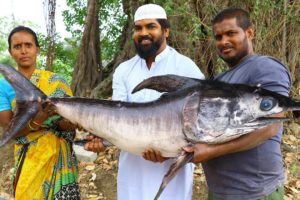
[0,26,80,199]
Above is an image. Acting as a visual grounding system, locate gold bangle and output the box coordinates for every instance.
[31,120,42,127]
[27,121,39,131]
[32,120,48,128]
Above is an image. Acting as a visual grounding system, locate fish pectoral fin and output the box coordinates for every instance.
[182,92,201,142]
[132,74,201,94]
[153,151,193,200]
[0,102,38,147]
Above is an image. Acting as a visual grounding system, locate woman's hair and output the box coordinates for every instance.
[8,26,40,50]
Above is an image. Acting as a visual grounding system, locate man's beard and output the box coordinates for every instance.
[219,37,250,67]
[134,35,164,59]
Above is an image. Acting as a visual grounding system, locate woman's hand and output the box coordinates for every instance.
[28,100,55,131]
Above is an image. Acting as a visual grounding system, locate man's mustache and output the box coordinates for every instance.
[138,36,153,43]
[219,45,234,52]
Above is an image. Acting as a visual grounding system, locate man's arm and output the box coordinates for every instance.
[0,82,13,130]
[0,110,13,130]
[183,112,283,163]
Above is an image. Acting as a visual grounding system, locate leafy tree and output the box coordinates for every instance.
[63,0,126,64]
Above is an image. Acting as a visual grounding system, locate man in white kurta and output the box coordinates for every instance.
[85,4,204,200]
[113,45,204,200]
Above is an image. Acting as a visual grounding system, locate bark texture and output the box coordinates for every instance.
[72,0,101,97]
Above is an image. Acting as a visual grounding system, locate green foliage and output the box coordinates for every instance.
[100,0,127,62]
[0,16,75,84]
[0,0,298,87]
[0,37,7,52]
[62,0,126,64]
[63,0,88,39]
[38,33,78,84]
[0,57,16,67]
[0,17,37,68]
[0,36,14,66]
[52,38,79,83]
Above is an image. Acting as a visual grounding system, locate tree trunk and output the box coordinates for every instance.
[285,0,300,97]
[71,0,101,97]
[90,0,300,98]
[90,0,139,98]
[282,0,287,65]
[44,0,56,71]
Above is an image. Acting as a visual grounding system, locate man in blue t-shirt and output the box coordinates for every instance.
[184,8,291,200]
[0,77,15,128]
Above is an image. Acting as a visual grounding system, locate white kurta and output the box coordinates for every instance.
[112,46,205,200]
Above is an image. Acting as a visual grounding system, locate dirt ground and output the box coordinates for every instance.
[77,147,207,200]
[1,123,300,199]
[0,144,206,200]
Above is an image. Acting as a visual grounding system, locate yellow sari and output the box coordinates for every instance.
[13,69,80,199]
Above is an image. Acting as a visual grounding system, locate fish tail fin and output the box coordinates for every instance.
[0,64,47,147]
[153,151,194,200]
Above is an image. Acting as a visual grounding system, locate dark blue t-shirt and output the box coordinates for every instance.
[202,55,291,199]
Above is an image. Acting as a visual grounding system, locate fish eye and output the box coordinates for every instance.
[260,97,275,111]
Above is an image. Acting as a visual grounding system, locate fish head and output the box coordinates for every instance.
[241,92,284,120]
[183,82,300,144]
[241,86,300,121]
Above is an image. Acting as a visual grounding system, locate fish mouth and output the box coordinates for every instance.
[242,117,290,128]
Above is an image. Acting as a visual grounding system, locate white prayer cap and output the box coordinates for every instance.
[134,4,167,22]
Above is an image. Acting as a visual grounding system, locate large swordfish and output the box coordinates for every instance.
[1,64,300,199]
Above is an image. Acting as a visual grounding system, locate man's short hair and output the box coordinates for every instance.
[8,26,40,50]
[157,19,170,30]
[212,8,252,30]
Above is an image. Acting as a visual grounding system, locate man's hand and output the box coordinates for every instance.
[84,135,106,153]
[142,148,168,163]
[0,110,13,130]
[183,118,283,164]
[183,143,215,163]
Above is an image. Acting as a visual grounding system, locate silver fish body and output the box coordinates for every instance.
[51,77,286,157]
[1,64,299,199]
[52,97,188,157]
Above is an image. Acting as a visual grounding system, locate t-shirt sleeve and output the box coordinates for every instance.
[250,57,291,96]
[0,81,13,111]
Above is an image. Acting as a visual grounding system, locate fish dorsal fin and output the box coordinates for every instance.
[131,74,202,94]
[0,64,47,147]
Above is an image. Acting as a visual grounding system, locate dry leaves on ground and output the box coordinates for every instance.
[1,123,300,200]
